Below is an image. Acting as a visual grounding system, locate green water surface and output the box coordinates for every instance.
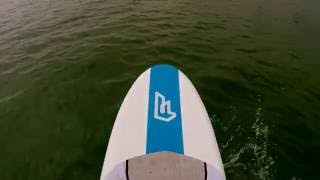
[0,0,320,179]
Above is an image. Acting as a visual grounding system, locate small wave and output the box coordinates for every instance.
[0,89,25,104]
[220,100,275,179]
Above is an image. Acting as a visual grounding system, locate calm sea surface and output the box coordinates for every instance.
[0,0,319,179]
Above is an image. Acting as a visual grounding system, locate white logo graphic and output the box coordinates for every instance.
[154,91,177,122]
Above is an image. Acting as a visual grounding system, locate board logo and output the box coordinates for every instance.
[154,91,176,122]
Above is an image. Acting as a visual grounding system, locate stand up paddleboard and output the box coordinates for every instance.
[100,65,225,180]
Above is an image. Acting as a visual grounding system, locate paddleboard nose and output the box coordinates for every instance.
[100,64,225,180]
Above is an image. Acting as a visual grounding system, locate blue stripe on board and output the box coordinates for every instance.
[146,64,184,154]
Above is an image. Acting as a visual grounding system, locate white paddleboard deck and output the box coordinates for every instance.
[100,65,225,180]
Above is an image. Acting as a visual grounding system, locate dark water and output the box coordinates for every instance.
[1,0,320,179]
